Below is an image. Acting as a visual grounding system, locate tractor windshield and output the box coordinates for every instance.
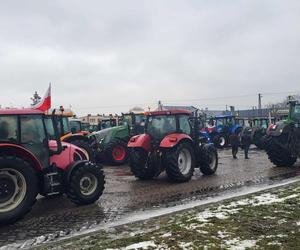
[120,114,132,126]
[261,119,268,129]
[20,115,46,144]
[70,120,81,133]
[290,104,300,122]
[147,115,176,139]
[0,115,18,143]
[44,117,56,139]
[62,117,71,134]
[81,122,90,131]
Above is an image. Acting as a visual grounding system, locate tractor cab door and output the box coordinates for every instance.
[134,114,146,135]
[20,115,49,169]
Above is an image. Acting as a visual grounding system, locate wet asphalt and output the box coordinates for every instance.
[0,147,300,247]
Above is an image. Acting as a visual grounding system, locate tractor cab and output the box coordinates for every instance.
[119,112,146,136]
[0,109,61,168]
[289,101,300,123]
[99,118,117,130]
[69,118,88,134]
[145,110,192,144]
[250,117,274,129]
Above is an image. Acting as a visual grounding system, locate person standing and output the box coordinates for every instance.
[229,133,240,159]
[241,129,252,159]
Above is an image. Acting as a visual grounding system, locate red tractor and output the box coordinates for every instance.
[128,110,218,182]
[0,108,105,224]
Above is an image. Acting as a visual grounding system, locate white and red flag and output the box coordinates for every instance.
[32,84,51,111]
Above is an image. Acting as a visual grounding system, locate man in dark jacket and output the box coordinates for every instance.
[241,128,252,159]
[229,133,240,159]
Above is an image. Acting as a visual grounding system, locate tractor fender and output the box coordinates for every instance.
[65,160,89,182]
[267,121,291,137]
[160,133,193,148]
[231,124,242,134]
[62,134,90,143]
[0,144,42,171]
[127,134,152,152]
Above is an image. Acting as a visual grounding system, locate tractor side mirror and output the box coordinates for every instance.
[50,109,64,155]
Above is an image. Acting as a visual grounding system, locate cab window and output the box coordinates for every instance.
[179,115,191,135]
[20,115,46,143]
[0,115,18,142]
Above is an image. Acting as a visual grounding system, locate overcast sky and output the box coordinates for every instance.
[0,0,299,115]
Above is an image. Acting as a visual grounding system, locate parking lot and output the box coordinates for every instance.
[1,147,300,248]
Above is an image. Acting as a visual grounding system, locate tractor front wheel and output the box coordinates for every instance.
[199,144,218,175]
[0,157,38,224]
[105,139,128,165]
[213,135,227,148]
[129,148,156,180]
[67,162,105,205]
[164,143,195,183]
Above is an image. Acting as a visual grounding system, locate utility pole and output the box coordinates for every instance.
[258,93,262,116]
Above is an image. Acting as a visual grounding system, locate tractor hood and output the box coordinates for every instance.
[266,120,291,137]
[92,125,129,144]
[49,140,89,170]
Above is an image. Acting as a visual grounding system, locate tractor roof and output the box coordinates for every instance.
[215,115,236,119]
[145,110,191,116]
[0,108,44,115]
[45,109,74,117]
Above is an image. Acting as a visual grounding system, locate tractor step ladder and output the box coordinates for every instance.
[46,172,62,196]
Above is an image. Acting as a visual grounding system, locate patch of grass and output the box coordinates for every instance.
[38,181,300,249]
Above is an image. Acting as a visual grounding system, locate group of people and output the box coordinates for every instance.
[229,128,252,159]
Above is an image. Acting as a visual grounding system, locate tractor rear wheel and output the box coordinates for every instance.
[164,143,195,183]
[264,134,297,167]
[71,140,95,162]
[67,162,105,205]
[0,156,38,224]
[254,134,267,150]
[105,139,128,165]
[129,148,156,180]
[199,144,218,175]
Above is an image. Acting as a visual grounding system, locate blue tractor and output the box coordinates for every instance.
[208,115,244,148]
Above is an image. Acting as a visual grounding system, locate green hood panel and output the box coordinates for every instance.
[92,125,129,144]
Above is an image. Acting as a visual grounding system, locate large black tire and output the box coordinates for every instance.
[71,139,95,162]
[199,144,218,175]
[0,156,38,224]
[164,142,195,183]
[255,134,267,150]
[104,139,128,165]
[264,135,297,167]
[213,134,227,149]
[129,148,156,180]
[67,162,105,205]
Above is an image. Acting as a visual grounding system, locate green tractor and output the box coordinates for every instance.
[91,113,146,165]
[265,100,300,167]
[249,117,275,149]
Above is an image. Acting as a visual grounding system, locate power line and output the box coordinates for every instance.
[71,91,299,111]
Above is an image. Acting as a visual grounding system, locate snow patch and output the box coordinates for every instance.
[179,242,193,250]
[161,232,172,238]
[224,238,257,250]
[124,241,156,249]
[197,209,228,222]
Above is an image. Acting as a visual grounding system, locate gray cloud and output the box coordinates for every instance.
[0,0,299,114]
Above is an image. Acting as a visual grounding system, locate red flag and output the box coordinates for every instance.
[32,84,51,111]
